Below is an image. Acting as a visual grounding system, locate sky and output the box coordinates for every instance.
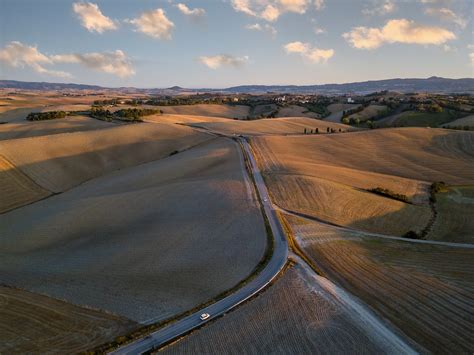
[0,0,472,88]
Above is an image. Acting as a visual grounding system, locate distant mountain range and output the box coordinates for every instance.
[1,77,473,94]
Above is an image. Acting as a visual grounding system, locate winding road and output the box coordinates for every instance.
[111,138,289,354]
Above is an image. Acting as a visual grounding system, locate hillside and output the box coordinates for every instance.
[251,128,474,236]
[2,76,473,94]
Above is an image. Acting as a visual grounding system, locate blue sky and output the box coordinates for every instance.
[0,0,472,88]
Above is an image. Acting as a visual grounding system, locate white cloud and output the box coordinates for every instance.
[199,55,249,69]
[470,52,474,65]
[176,3,205,17]
[314,26,326,34]
[245,23,277,36]
[52,50,135,78]
[0,41,71,78]
[231,0,323,22]
[425,7,467,28]
[362,0,396,16]
[284,41,334,63]
[343,18,456,49]
[73,2,117,33]
[129,9,174,40]
[0,41,134,78]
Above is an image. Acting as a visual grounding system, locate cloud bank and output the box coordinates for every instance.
[0,41,134,78]
[343,18,456,49]
[0,42,71,78]
[199,54,249,69]
[284,41,334,63]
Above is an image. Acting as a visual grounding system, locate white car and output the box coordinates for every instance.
[200,313,210,321]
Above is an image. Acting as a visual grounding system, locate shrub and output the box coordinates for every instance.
[403,230,421,239]
[430,181,447,202]
[368,187,409,203]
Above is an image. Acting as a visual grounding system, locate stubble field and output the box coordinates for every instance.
[0,138,267,323]
[283,215,474,353]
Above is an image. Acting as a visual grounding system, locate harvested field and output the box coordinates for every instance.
[162,264,404,354]
[347,104,387,122]
[252,128,474,188]
[0,115,113,141]
[427,186,474,244]
[193,117,354,136]
[284,215,474,353]
[0,122,212,193]
[144,114,231,125]
[0,286,137,353]
[0,138,266,322]
[0,106,44,123]
[0,154,51,213]
[251,128,474,235]
[266,174,430,235]
[40,104,91,112]
[155,104,250,119]
[443,114,474,128]
[276,105,320,118]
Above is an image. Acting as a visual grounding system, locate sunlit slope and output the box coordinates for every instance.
[0,138,266,322]
[252,128,474,235]
[0,122,212,193]
[192,117,356,136]
[156,104,250,119]
[0,155,50,213]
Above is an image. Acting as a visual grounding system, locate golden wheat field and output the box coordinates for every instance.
[0,122,212,194]
[251,128,474,236]
[154,104,250,118]
[192,117,355,136]
[0,154,50,213]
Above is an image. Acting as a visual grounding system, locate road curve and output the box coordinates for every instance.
[111,138,289,355]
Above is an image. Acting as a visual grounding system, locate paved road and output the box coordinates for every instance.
[111,138,289,354]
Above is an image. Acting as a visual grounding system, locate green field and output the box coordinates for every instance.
[392,110,462,127]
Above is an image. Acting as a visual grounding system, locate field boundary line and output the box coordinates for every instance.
[277,205,474,249]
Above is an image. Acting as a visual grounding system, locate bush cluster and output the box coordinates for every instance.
[26,111,67,121]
